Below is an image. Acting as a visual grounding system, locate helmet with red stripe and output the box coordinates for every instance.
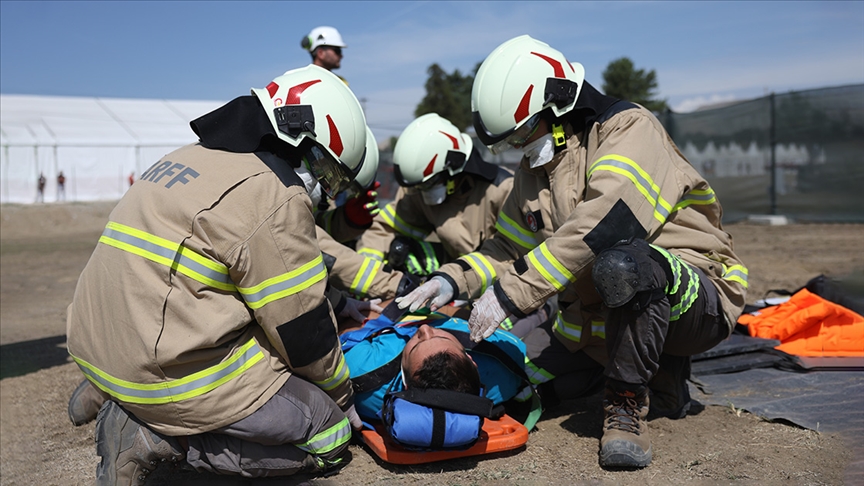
[472,35,584,154]
[252,65,366,197]
[392,113,472,189]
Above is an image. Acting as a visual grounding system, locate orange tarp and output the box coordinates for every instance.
[739,288,864,357]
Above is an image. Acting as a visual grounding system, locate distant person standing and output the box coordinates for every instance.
[36,172,46,203]
[56,171,66,201]
[301,26,347,83]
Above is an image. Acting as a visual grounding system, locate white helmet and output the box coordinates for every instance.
[472,35,585,154]
[301,26,347,52]
[252,65,366,197]
[350,126,379,194]
[392,113,473,189]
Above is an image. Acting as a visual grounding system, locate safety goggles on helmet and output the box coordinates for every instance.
[400,170,449,195]
[393,148,466,189]
[486,113,541,155]
[303,143,365,198]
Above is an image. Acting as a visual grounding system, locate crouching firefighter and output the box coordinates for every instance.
[340,315,542,450]
[66,66,369,484]
[396,35,749,469]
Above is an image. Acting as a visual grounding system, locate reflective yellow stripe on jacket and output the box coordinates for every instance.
[380,202,428,240]
[350,256,383,297]
[100,222,235,291]
[495,212,538,250]
[71,338,265,404]
[461,252,497,295]
[527,242,576,291]
[99,221,328,310]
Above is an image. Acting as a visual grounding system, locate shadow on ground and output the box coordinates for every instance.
[0,334,70,379]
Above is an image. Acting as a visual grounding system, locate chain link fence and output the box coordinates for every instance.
[661,84,864,222]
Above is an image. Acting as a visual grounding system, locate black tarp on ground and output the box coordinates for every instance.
[688,334,864,484]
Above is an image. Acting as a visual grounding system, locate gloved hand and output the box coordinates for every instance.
[469,287,509,342]
[395,276,453,312]
[343,404,363,430]
[344,181,381,227]
[339,297,384,322]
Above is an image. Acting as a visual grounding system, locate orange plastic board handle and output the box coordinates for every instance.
[359,414,529,465]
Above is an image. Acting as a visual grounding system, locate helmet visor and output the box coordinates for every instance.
[403,170,448,194]
[487,113,541,155]
[304,144,357,198]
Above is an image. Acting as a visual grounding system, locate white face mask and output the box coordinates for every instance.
[420,183,447,206]
[521,133,556,168]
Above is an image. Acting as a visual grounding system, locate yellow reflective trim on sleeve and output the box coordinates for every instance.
[461,252,497,294]
[380,202,427,240]
[590,320,606,339]
[350,257,382,296]
[526,243,575,291]
[672,188,717,212]
[71,338,265,404]
[357,247,384,261]
[588,154,674,224]
[495,212,538,250]
[722,263,750,288]
[311,355,350,391]
[237,255,327,310]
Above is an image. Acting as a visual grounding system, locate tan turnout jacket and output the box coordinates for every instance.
[437,104,748,361]
[66,144,352,435]
[357,168,514,263]
[316,226,405,300]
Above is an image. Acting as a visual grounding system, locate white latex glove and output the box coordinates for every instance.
[343,404,363,430]
[469,287,509,342]
[395,276,453,312]
[339,298,383,322]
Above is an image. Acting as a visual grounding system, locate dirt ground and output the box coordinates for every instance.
[1,201,862,485]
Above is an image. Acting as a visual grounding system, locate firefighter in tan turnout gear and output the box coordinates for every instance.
[66,65,368,484]
[315,127,416,302]
[357,113,514,280]
[398,36,749,468]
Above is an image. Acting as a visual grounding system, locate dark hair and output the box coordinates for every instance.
[406,351,481,395]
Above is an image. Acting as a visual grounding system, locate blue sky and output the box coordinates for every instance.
[2,1,863,140]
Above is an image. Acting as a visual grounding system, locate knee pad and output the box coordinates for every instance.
[592,240,663,308]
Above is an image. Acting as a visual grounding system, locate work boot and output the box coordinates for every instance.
[647,354,692,420]
[95,401,185,486]
[68,379,107,426]
[599,384,652,468]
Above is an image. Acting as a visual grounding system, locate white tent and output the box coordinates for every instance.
[1,94,224,203]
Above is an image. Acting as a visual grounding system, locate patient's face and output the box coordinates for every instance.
[402,324,466,376]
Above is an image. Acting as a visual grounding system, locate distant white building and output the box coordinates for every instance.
[1,94,224,204]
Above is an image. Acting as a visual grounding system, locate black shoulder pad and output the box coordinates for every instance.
[255,151,303,188]
[493,166,513,186]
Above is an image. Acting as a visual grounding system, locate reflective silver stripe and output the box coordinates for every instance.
[723,264,749,288]
[99,222,234,291]
[526,242,575,291]
[380,203,427,240]
[591,320,606,339]
[588,154,674,224]
[524,356,554,385]
[495,212,538,250]
[462,252,496,294]
[553,312,582,343]
[357,248,384,261]
[673,188,717,212]
[313,356,350,391]
[297,417,351,455]
[513,385,533,402]
[238,256,327,310]
[71,339,264,404]
[350,257,382,296]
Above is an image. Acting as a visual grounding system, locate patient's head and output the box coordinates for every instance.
[402,324,480,394]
